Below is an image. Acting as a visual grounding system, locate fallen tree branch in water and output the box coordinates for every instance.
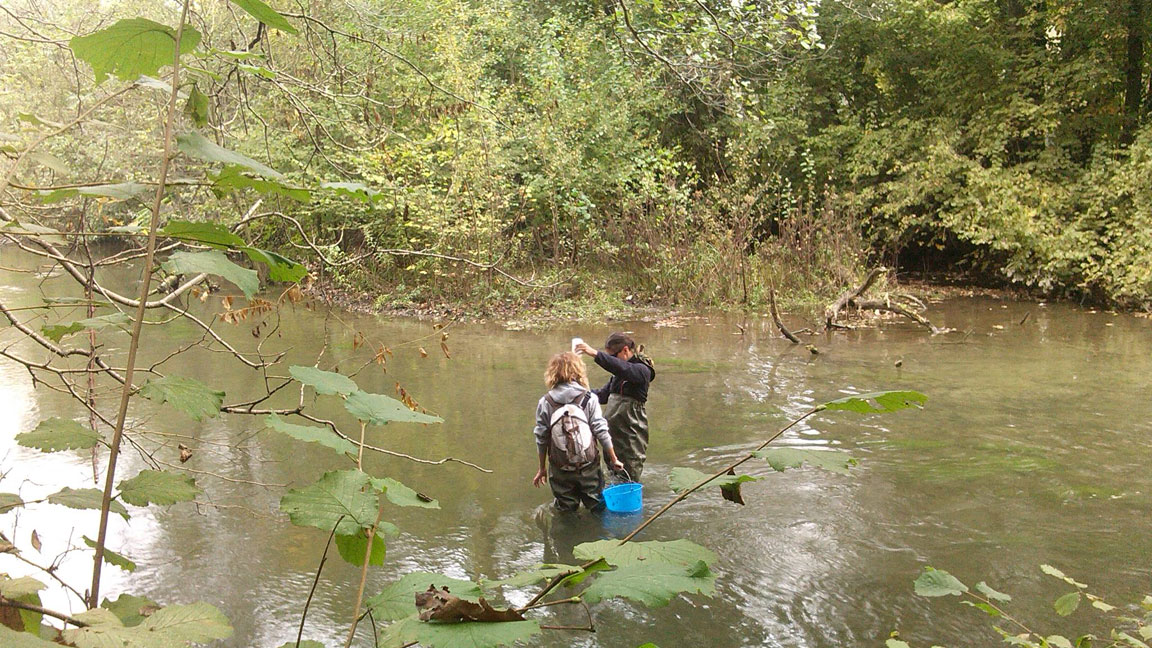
[824,268,941,333]
[769,289,801,344]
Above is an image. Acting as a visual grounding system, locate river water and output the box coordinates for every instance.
[1,253,1150,648]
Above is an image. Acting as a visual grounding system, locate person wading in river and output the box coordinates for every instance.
[532,352,625,512]
[575,333,655,481]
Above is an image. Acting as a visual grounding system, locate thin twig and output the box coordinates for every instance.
[296,518,342,648]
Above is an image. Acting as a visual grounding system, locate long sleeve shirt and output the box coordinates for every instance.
[591,351,655,404]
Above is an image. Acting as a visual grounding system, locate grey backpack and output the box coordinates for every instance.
[545,391,598,470]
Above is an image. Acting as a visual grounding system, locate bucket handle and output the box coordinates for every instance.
[610,467,633,483]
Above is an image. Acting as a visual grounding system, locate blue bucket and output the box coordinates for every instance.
[602,482,643,513]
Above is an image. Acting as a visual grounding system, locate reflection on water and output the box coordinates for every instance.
[2,251,1151,647]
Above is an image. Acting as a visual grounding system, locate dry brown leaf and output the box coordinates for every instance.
[415,586,525,623]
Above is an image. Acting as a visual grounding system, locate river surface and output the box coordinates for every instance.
[1,253,1150,648]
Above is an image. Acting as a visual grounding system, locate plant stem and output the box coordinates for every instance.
[357,420,366,469]
[344,497,387,648]
[0,597,89,627]
[618,406,821,544]
[296,518,342,648]
[88,0,191,609]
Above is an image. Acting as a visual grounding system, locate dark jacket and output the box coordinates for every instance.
[592,351,655,404]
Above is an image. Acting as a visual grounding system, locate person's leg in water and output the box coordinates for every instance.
[604,393,649,480]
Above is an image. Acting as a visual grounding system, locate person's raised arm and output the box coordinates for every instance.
[593,350,651,384]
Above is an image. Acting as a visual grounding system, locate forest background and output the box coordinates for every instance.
[3,0,1152,314]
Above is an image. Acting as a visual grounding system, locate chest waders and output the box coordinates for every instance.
[604,393,648,480]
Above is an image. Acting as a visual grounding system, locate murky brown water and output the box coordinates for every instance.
[2,250,1150,647]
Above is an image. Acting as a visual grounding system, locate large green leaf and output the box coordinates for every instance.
[138,375,224,421]
[48,487,129,519]
[573,539,717,568]
[159,220,245,249]
[913,567,968,597]
[161,250,258,299]
[176,131,283,179]
[482,563,588,590]
[229,0,299,34]
[382,615,541,648]
[0,576,46,598]
[83,536,137,572]
[16,418,102,452]
[64,602,232,648]
[371,477,440,509]
[289,365,358,396]
[1054,592,1081,616]
[70,18,202,83]
[118,470,200,506]
[241,247,308,282]
[41,313,132,342]
[820,390,927,414]
[752,448,857,475]
[211,166,311,203]
[102,593,159,627]
[279,470,379,535]
[582,560,716,607]
[139,602,233,643]
[976,581,1012,602]
[667,467,758,493]
[0,492,24,512]
[335,531,387,566]
[320,181,382,202]
[345,390,443,425]
[265,414,356,455]
[0,626,59,648]
[39,182,151,203]
[367,573,483,622]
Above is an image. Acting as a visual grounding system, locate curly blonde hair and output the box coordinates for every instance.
[544,352,588,389]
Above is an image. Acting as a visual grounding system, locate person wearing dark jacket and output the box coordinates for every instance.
[575,332,655,480]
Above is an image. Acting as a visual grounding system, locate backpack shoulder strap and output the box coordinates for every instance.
[544,393,562,409]
[578,391,592,409]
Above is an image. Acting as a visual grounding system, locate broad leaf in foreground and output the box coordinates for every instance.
[335,531,387,566]
[345,390,443,425]
[0,492,24,512]
[102,593,159,627]
[48,487,129,519]
[368,573,484,622]
[914,567,968,597]
[976,581,1012,602]
[38,182,150,203]
[118,470,200,506]
[83,536,137,572]
[211,166,311,203]
[582,560,716,607]
[70,18,202,83]
[140,601,233,643]
[0,626,59,648]
[371,476,440,509]
[241,247,308,282]
[265,414,356,455]
[161,250,258,298]
[1054,592,1080,616]
[279,470,378,535]
[573,539,717,568]
[820,390,927,414]
[668,467,759,493]
[138,375,224,421]
[64,601,232,648]
[321,181,382,202]
[177,131,283,179]
[0,576,47,598]
[482,563,585,590]
[381,614,540,648]
[159,220,245,249]
[16,417,102,452]
[229,0,299,34]
[289,365,358,396]
[41,313,131,342]
[752,448,857,475]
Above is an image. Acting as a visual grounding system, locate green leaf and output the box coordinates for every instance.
[345,390,443,425]
[241,247,308,282]
[28,150,70,174]
[228,0,297,34]
[139,602,233,644]
[102,593,159,627]
[0,492,24,513]
[962,600,1002,617]
[39,182,150,203]
[1047,636,1074,648]
[41,313,132,342]
[335,531,387,566]
[185,84,209,126]
[265,414,356,455]
[83,536,137,572]
[382,615,541,648]
[573,539,717,568]
[1055,592,1081,616]
[371,477,440,509]
[0,626,59,648]
[161,249,258,299]
[753,448,857,475]
[70,18,202,83]
[1115,632,1151,648]
[1042,564,1087,588]
[367,573,483,621]
[668,466,758,493]
[1090,599,1115,612]
[138,375,224,421]
[211,166,311,203]
[236,63,276,79]
[321,181,382,202]
[117,470,200,506]
[176,131,282,179]
[483,563,593,590]
[0,576,47,598]
[820,390,927,413]
[48,487,129,519]
[289,365,358,396]
[16,417,102,451]
[886,641,911,648]
[582,560,715,607]
[976,581,1012,602]
[279,470,379,535]
[913,567,968,597]
[159,220,245,249]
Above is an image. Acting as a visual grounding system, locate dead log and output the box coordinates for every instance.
[824,268,941,333]
[769,289,801,344]
[852,299,940,334]
[824,268,885,328]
